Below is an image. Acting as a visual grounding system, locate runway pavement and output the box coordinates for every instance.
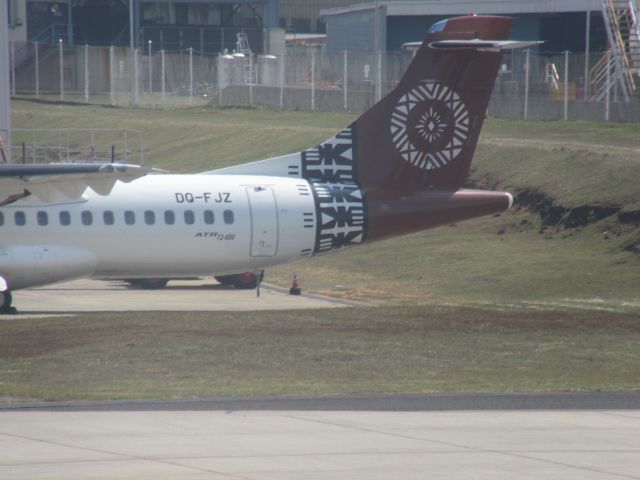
[1,397,639,480]
[6,278,359,315]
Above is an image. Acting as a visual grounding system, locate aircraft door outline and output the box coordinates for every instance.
[246,186,279,257]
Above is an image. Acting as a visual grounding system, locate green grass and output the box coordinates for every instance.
[13,101,355,172]
[268,212,640,307]
[1,307,639,401]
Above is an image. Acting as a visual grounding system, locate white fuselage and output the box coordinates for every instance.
[0,174,318,290]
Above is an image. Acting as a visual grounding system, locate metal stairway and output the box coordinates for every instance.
[590,0,640,102]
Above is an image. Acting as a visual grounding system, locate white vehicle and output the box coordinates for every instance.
[0,15,535,313]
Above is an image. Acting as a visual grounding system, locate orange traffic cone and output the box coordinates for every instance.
[289,275,301,295]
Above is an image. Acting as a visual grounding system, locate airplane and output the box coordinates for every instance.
[0,14,539,313]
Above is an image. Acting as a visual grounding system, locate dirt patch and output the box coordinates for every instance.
[513,189,620,229]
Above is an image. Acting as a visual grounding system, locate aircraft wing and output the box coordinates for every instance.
[0,163,159,205]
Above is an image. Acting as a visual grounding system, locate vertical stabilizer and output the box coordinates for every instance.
[353,15,511,193]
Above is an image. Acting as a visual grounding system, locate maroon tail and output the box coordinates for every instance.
[354,15,511,193]
[297,15,515,252]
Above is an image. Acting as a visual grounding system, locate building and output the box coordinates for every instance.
[9,0,282,54]
[6,0,368,52]
[321,0,609,53]
[278,0,358,33]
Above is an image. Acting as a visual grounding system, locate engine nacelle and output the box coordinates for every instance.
[0,245,97,290]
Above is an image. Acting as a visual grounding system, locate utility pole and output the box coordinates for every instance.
[1,0,11,161]
[129,0,137,105]
[373,0,383,102]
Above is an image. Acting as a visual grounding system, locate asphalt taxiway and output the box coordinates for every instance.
[5,278,360,315]
[1,393,639,480]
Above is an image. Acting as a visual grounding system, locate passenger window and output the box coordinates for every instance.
[37,211,48,226]
[204,210,215,225]
[14,211,26,226]
[124,210,135,225]
[0,211,5,226]
[103,210,115,225]
[223,209,234,225]
[164,210,175,225]
[60,211,71,226]
[144,210,156,225]
[81,210,93,226]
[184,210,195,225]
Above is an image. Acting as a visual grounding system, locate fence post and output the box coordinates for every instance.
[311,48,315,111]
[35,42,40,98]
[523,49,529,120]
[279,52,285,109]
[10,41,15,97]
[109,45,116,105]
[218,55,223,106]
[148,41,152,94]
[124,130,128,163]
[84,44,89,103]
[132,48,139,106]
[605,52,611,122]
[189,47,194,105]
[376,50,382,102]
[584,6,591,101]
[59,39,64,101]
[563,50,569,121]
[343,50,348,111]
[249,53,253,106]
[161,49,166,107]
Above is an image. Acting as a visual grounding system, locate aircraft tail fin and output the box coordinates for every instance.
[351,15,513,193]
[211,15,539,249]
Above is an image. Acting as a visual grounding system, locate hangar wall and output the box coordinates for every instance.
[326,9,607,53]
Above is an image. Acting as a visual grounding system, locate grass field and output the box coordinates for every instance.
[2,307,639,401]
[3,100,640,401]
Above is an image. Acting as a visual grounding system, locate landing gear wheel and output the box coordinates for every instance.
[126,278,169,289]
[0,290,14,314]
[232,272,258,290]
[214,275,235,286]
[215,272,261,289]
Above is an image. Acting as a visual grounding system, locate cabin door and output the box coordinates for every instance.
[246,186,279,257]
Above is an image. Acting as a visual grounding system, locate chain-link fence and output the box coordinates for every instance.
[10,41,640,122]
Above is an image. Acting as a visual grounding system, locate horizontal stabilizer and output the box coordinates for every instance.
[429,39,544,50]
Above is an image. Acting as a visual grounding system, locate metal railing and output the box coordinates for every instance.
[10,129,144,165]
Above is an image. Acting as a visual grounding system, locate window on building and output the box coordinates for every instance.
[144,210,156,225]
[0,212,4,226]
[14,211,26,226]
[223,209,234,224]
[203,210,215,225]
[293,17,311,33]
[60,211,71,226]
[164,210,175,225]
[81,210,93,226]
[103,210,115,225]
[184,210,195,225]
[37,211,48,226]
[124,210,136,225]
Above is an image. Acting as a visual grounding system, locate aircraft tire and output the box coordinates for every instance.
[0,290,13,313]
[127,278,169,289]
[231,272,258,290]
[214,275,235,286]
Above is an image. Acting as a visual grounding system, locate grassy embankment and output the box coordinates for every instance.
[2,100,639,400]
